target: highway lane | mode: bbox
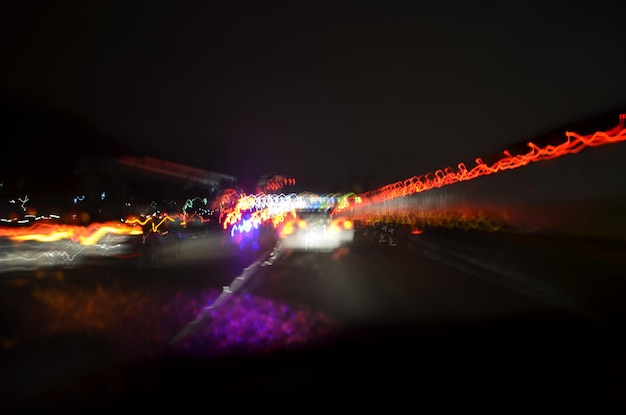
[246,238,582,339]
[1,228,625,412]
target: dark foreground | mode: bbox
[1,229,626,413]
[5,319,625,413]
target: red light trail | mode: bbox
[344,114,626,210]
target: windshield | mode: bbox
[2,2,626,413]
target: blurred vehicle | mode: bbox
[277,207,354,252]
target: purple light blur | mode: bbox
[173,289,343,358]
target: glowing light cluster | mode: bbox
[230,217,260,237]
[220,192,357,233]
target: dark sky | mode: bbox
[1,0,625,193]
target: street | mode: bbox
[1,228,625,412]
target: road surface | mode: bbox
[1,228,625,412]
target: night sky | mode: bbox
[1,1,625,193]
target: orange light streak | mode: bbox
[124,211,210,230]
[347,114,626,209]
[1,222,143,245]
[0,209,217,248]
